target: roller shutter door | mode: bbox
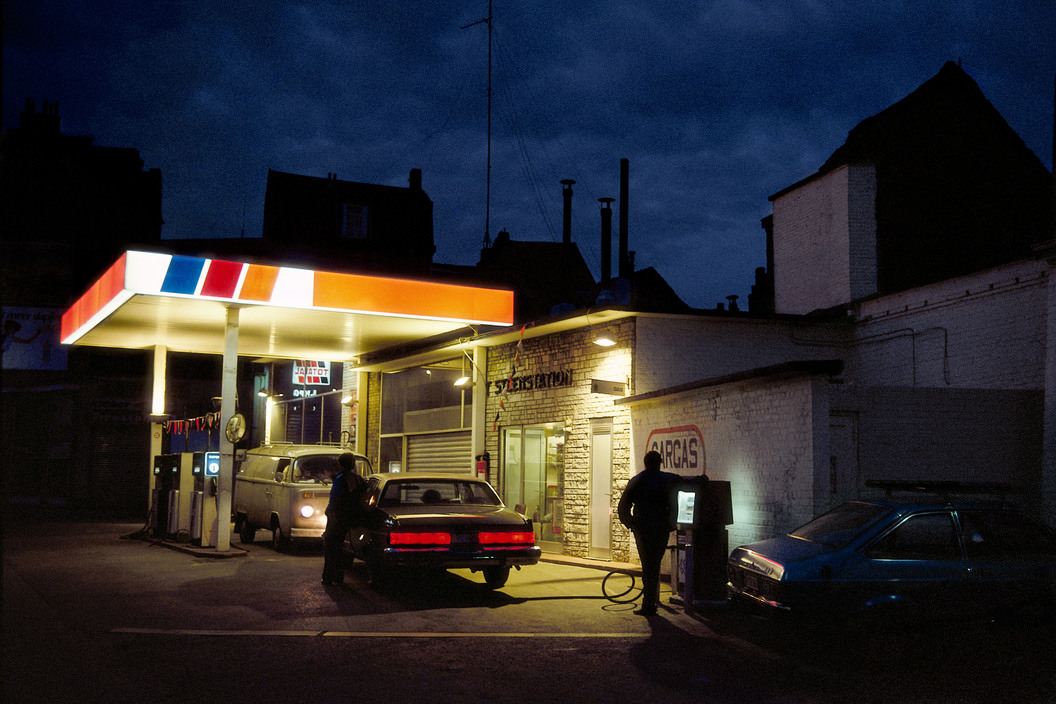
[407,431,472,473]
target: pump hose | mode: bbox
[601,570,641,604]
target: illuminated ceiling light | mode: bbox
[341,395,354,405]
[593,336,617,347]
[257,389,269,397]
[453,376,471,387]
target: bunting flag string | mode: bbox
[493,323,533,431]
[161,411,221,435]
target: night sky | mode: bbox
[5,1,1054,309]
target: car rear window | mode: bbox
[959,510,1056,559]
[790,502,892,548]
[379,480,501,507]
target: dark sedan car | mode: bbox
[727,481,1056,626]
[346,473,542,588]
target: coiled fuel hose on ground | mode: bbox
[601,570,641,604]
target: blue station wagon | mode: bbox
[727,481,1056,625]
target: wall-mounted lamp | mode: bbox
[257,389,269,398]
[452,348,482,388]
[341,394,355,405]
[593,336,617,347]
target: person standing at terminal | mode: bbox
[322,452,365,586]
[618,450,678,615]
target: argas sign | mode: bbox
[645,425,706,475]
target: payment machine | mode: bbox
[672,478,733,607]
[189,451,220,547]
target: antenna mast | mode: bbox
[462,0,493,249]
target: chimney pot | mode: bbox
[561,179,576,244]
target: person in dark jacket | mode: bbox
[618,450,678,615]
[321,452,365,586]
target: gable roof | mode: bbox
[818,62,1051,293]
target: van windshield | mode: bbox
[292,455,342,483]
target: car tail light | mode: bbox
[389,532,452,546]
[478,531,535,545]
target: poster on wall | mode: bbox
[2,307,67,370]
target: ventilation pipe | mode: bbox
[599,197,614,284]
[619,158,630,278]
[561,179,575,244]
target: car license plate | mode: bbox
[453,533,475,544]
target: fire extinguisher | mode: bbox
[475,452,490,480]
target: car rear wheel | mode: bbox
[365,557,388,588]
[483,566,510,589]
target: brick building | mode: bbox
[349,62,1054,566]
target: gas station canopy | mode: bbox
[61,250,515,360]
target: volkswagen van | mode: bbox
[233,444,371,550]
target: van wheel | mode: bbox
[271,524,288,551]
[483,566,510,589]
[239,519,255,544]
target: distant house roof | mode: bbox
[260,169,436,275]
[476,231,597,321]
[809,62,1051,293]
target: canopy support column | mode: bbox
[216,306,240,551]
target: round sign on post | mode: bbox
[225,413,246,443]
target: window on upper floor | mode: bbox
[342,203,367,239]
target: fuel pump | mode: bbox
[167,453,196,540]
[151,454,178,536]
[672,477,733,608]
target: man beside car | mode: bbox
[321,452,365,586]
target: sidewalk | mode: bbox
[134,526,642,572]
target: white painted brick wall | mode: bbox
[634,315,843,393]
[627,373,823,549]
[850,261,1048,389]
[772,164,878,314]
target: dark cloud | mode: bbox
[5,0,1054,309]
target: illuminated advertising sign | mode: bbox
[645,425,706,475]
[293,360,330,386]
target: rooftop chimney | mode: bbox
[599,198,615,283]
[619,158,630,278]
[561,179,576,244]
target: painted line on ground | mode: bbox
[110,628,648,638]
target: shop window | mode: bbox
[503,424,565,547]
[381,365,470,435]
[380,361,472,472]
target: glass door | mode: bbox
[503,423,565,551]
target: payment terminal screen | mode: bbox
[676,490,695,525]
